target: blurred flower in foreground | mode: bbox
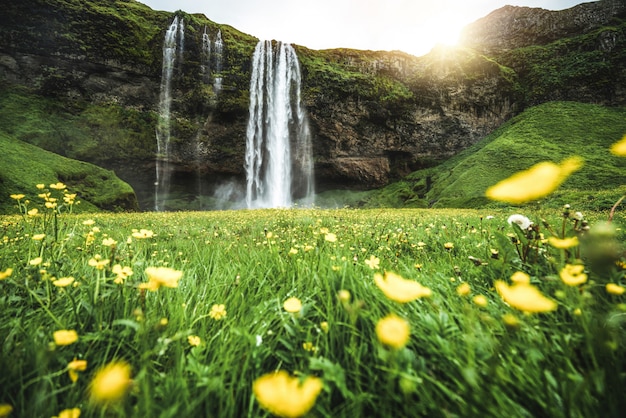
[0,404,13,418]
[485,157,583,204]
[253,370,323,418]
[283,297,302,313]
[54,329,78,346]
[53,408,81,418]
[374,271,432,303]
[559,264,587,286]
[610,134,626,156]
[89,361,132,404]
[376,314,410,349]
[495,280,557,313]
[606,283,625,295]
[139,267,183,291]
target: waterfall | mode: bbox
[214,29,223,91]
[201,25,211,83]
[244,40,314,209]
[155,16,183,211]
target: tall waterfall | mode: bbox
[155,16,183,211]
[213,29,223,91]
[244,41,314,209]
[201,25,211,83]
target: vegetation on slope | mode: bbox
[365,101,626,211]
[0,131,138,213]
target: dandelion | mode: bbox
[253,370,323,418]
[89,361,132,404]
[0,268,13,280]
[456,282,471,296]
[559,264,587,286]
[53,329,78,346]
[486,157,583,204]
[548,236,579,249]
[53,277,75,288]
[610,134,626,156]
[375,314,410,349]
[131,229,154,239]
[606,283,625,296]
[324,232,337,243]
[374,271,432,303]
[364,255,380,270]
[188,335,202,347]
[473,295,488,307]
[507,214,532,230]
[283,297,302,313]
[67,358,88,383]
[138,267,183,291]
[29,257,43,266]
[495,280,557,313]
[209,303,227,320]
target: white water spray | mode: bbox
[214,29,223,91]
[244,41,314,209]
[201,25,211,83]
[155,16,183,211]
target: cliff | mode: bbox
[0,0,625,210]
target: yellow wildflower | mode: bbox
[495,280,557,313]
[139,267,183,291]
[10,194,25,200]
[49,182,67,190]
[485,157,583,204]
[456,282,471,296]
[45,201,57,209]
[559,264,587,286]
[606,283,625,295]
[253,370,323,418]
[67,358,88,383]
[374,271,432,303]
[131,229,154,239]
[88,255,109,270]
[28,208,39,216]
[364,255,380,270]
[376,314,410,349]
[53,329,79,346]
[0,268,13,280]
[82,219,95,226]
[337,289,351,303]
[36,183,45,189]
[0,404,13,417]
[610,134,626,156]
[444,242,454,250]
[29,257,43,266]
[547,236,579,249]
[53,277,75,288]
[112,264,133,284]
[510,271,531,284]
[102,237,117,247]
[302,342,317,353]
[283,297,302,313]
[502,313,520,329]
[209,303,227,320]
[89,361,132,404]
[473,294,488,307]
[320,321,329,333]
[55,408,81,418]
[188,335,202,347]
[324,232,337,243]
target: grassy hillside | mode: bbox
[0,131,138,213]
[365,102,626,211]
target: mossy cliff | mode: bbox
[0,0,625,209]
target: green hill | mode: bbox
[364,101,626,211]
[0,131,138,213]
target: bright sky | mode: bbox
[140,0,586,56]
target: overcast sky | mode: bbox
[139,0,587,56]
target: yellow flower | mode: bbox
[112,264,133,284]
[559,264,587,286]
[485,157,583,204]
[67,358,88,383]
[375,314,410,349]
[302,342,317,352]
[131,229,154,239]
[374,271,432,303]
[28,208,39,216]
[53,329,79,346]
[606,283,625,295]
[0,404,13,417]
[324,232,337,243]
[283,297,302,313]
[547,236,579,249]
[188,335,202,346]
[36,183,45,189]
[510,271,531,284]
[502,313,520,329]
[444,242,454,250]
[364,255,380,270]
[49,182,67,190]
[89,361,132,404]
[320,321,329,333]
[53,277,75,288]
[610,134,626,156]
[29,257,43,266]
[473,294,488,307]
[139,267,183,291]
[337,289,351,303]
[0,268,13,280]
[209,303,227,320]
[10,194,25,200]
[253,370,323,418]
[45,201,58,209]
[456,282,471,296]
[495,280,557,313]
[288,248,298,255]
[102,237,117,247]
[88,255,110,270]
[82,219,95,226]
[55,408,81,418]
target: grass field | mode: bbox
[1,181,625,417]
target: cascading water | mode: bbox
[244,40,314,209]
[201,25,211,83]
[213,29,223,91]
[155,16,184,211]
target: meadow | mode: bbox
[1,177,625,418]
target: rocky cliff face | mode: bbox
[1,0,625,209]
